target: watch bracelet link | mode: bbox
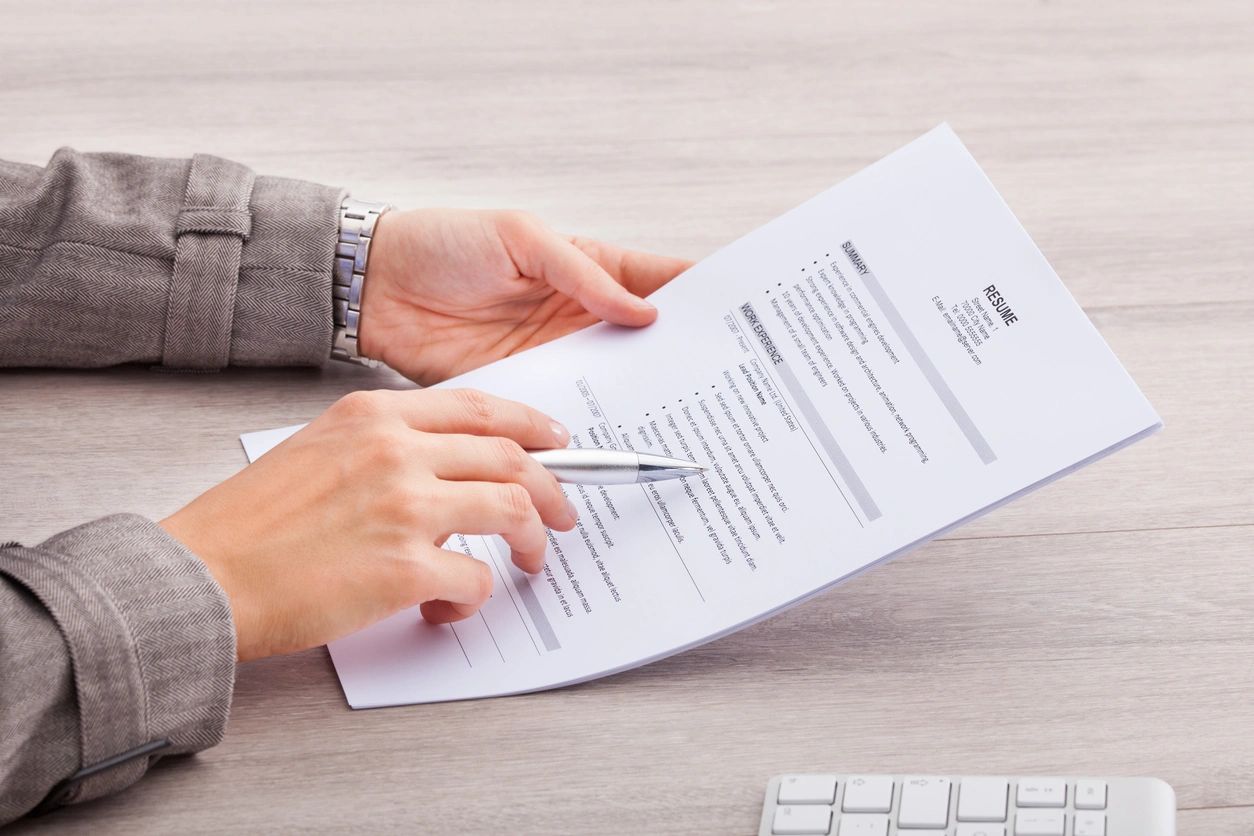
[331,197,392,366]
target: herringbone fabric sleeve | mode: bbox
[0,148,344,369]
[0,150,345,823]
[0,515,237,824]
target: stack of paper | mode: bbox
[242,126,1160,708]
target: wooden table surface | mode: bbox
[3,1,1252,833]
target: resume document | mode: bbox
[242,126,1160,708]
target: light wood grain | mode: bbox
[2,0,1252,833]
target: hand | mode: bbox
[357,209,692,385]
[159,388,576,662]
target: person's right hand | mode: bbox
[159,388,577,663]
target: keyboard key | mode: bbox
[1074,779,1108,810]
[1014,810,1065,836]
[956,825,1006,836]
[778,775,838,805]
[958,822,1008,836]
[1015,778,1067,808]
[836,813,888,835]
[1073,812,1107,836]
[898,776,951,828]
[842,775,894,813]
[772,804,832,835]
[957,777,1008,821]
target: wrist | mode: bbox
[158,511,256,662]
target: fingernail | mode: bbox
[565,498,579,522]
[636,297,657,311]
[551,421,570,444]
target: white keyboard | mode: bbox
[759,774,1175,836]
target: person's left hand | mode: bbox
[356,209,692,385]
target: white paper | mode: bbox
[242,126,1160,708]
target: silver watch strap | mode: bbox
[331,197,392,366]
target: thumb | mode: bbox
[499,213,658,327]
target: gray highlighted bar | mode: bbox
[773,360,883,522]
[510,566,562,651]
[845,241,997,465]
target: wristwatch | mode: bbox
[331,197,392,366]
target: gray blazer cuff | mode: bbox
[232,173,348,366]
[0,514,235,813]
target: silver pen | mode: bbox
[528,448,707,485]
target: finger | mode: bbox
[568,236,694,298]
[421,599,482,624]
[496,212,657,327]
[385,388,570,450]
[411,545,494,622]
[421,433,577,531]
[437,481,550,573]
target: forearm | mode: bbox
[0,516,236,824]
[0,149,343,369]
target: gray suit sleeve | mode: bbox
[0,148,346,369]
[0,151,347,823]
[0,516,237,824]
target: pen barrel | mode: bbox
[528,449,641,484]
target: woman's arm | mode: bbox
[0,149,341,369]
[0,389,577,824]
